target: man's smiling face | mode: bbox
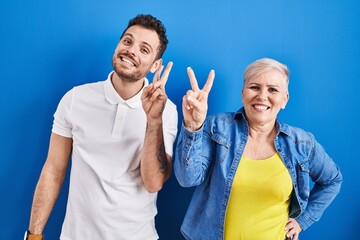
[112,25,161,82]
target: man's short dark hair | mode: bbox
[121,14,168,59]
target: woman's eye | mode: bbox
[269,88,278,93]
[250,86,259,90]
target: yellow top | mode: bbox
[224,153,293,240]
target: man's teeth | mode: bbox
[122,58,134,66]
[254,105,268,110]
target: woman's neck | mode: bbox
[243,121,277,160]
[247,121,277,141]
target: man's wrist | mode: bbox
[24,230,44,240]
[146,119,163,129]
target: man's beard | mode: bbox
[114,67,145,82]
[112,54,148,82]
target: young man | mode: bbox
[25,14,178,240]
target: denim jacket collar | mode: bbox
[233,107,291,138]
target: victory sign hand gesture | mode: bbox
[142,61,173,124]
[182,67,215,131]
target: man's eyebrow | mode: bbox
[136,39,153,52]
[123,33,133,38]
[142,42,153,52]
[122,33,154,52]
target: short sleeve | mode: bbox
[162,99,178,157]
[52,88,74,138]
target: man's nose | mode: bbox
[126,45,137,56]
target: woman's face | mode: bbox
[242,69,289,127]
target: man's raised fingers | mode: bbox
[202,69,215,93]
[187,67,200,91]
[159,61,173,86]
[153,65,164,84]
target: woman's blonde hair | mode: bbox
[243,58,289,91]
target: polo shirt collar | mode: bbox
[104,71,149,109]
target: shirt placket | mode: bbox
[112,102,128,138]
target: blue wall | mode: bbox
[1,0,359,239]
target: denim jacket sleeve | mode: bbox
[174,122,214,187]
[295,133,343,230]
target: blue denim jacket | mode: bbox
[174,108,342,240]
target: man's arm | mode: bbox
[141,121,172,193]
[28,133,72,234]
[141,62,173,193]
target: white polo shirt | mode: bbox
[52,72,178,240]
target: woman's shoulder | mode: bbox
[205,112,245,135]
[278,121,315,143]
[207,112,238,123]
[206,107,245,122]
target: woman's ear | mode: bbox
[150,59,163,73]
[281,93,289,109]
[241,88,244,105]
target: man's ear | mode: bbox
[150,59,162,73]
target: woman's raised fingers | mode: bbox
[202,70,215,93]
[187,67,200,91]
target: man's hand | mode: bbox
[182,67,215,131]
[140,61,174,192]
[141,61,173,123]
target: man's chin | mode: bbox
[114,70,143,82]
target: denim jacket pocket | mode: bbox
[297,161,310,199]
[211,132,231,163]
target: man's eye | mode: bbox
[141,48,149,54]
[123,39,131,45]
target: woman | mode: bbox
[174,58,342,240]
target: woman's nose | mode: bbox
[257,90,267,100]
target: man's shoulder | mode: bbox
[73,80,105,92]
[164,98,177,113]
[165,98,176,107]
[65,80,106,98]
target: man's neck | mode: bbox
[111,72,145,100]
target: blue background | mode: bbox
[1,0,359,239]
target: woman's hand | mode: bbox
[285,218,302,240]
[182,67,215,131]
